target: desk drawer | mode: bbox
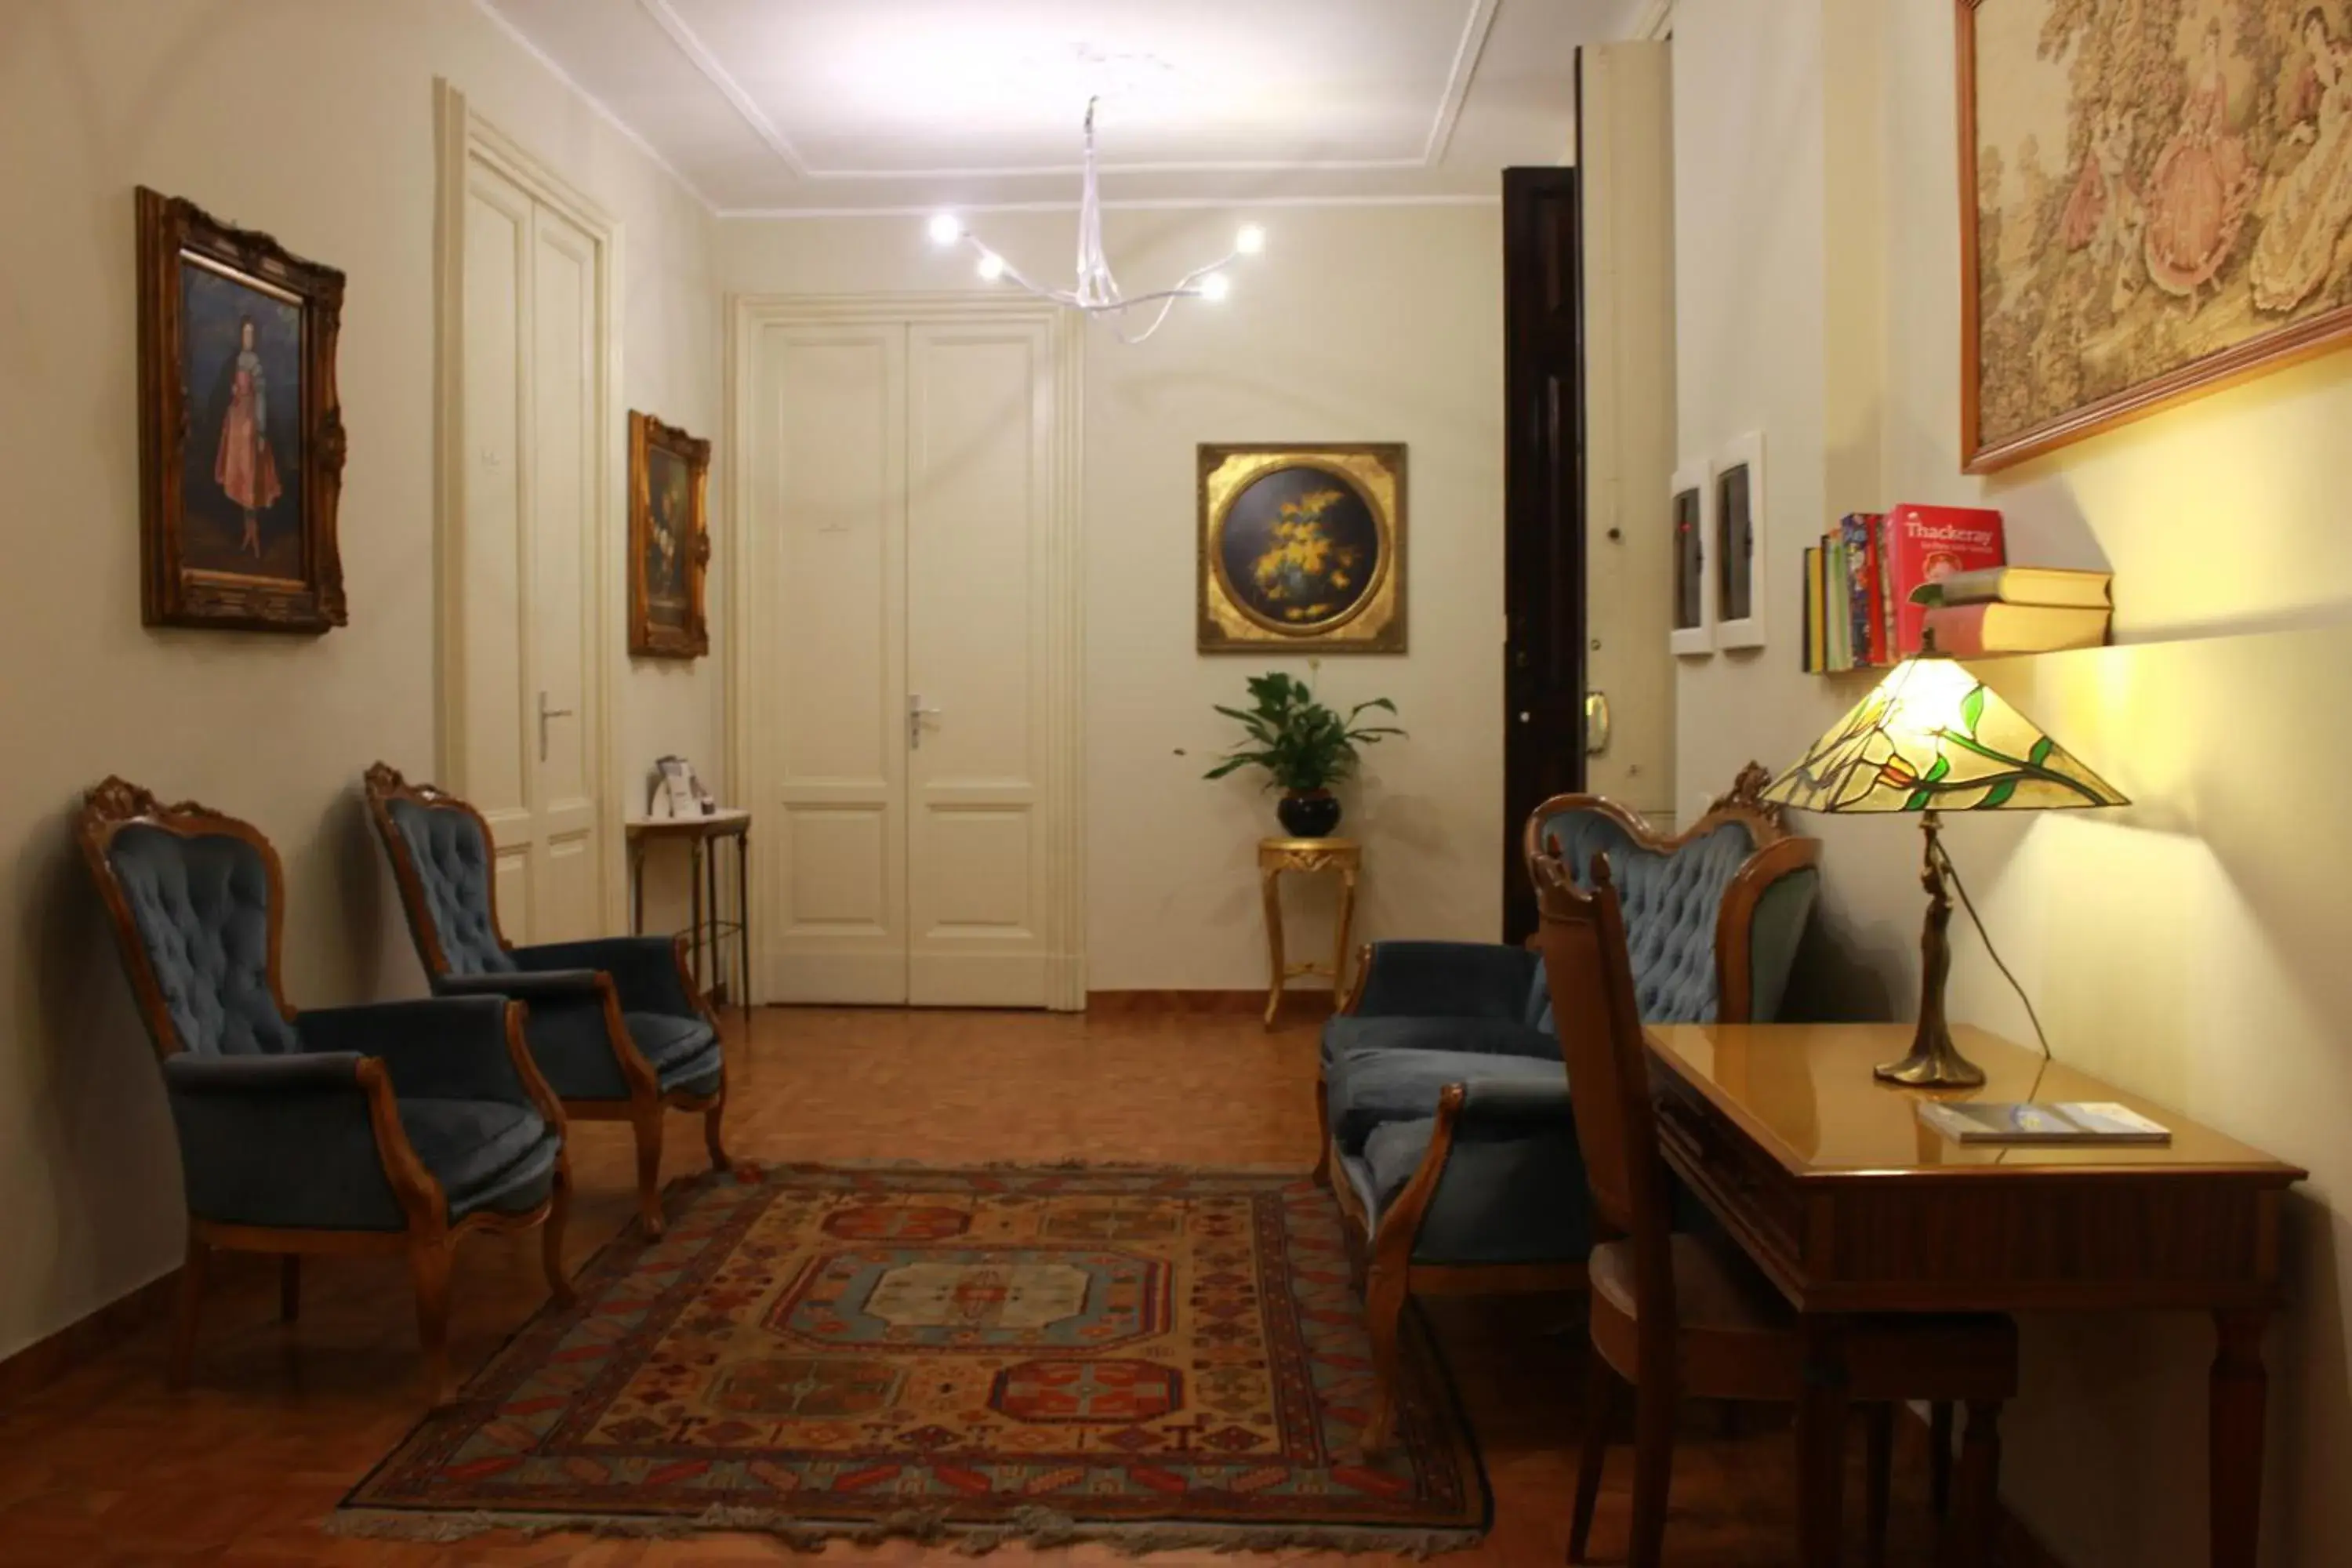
[1653,1074,1804,1268]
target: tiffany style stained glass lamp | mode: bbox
[1761,650,2127,1087]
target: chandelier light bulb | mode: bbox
[1235,223,1266,256]
[927,212,963,246]
[1199,271,1232,303]
[975,251,1007,282]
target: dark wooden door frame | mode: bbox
[1501,159,1587,943]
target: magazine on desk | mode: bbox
[1918,1100,2171,1145]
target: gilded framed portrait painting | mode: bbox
[136,188,347,632]
[1962,0,2352,470]
[629,412,710,659]
[1197,444,1404,654]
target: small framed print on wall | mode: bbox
[1669,462,1712,656]
[628,412,711,659]
[1711,431,1766,650]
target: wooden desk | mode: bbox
[625,811,750,1022]
[1646,1022,2305,1568]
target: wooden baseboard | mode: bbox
[0,1266,182,1412]
[1085,989,1276,1014]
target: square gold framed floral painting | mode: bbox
[629,412,710,659]
[136,187,347,633]
[1197,444,1405,654]
[1961,0,2352,471]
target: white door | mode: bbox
[1579,42,1679,825]
[746,312,1064,1007]
[905,321,1055,1005]
[456,155,607,943]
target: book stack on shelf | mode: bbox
[1917,565,2113,655]
[1802,503,2006,673]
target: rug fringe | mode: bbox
[326,1503,1480,1558]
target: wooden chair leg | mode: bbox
[278,1254,300,1324]
[1929,1400,1955,1517]
[542,1164,577,1308]
[408,1240,455,1405]
[1627,1367,1678,1568]
[1864,1403,1894,1568]
[169,1234,207,1389]
[1955,1400,2003,1568]
[632,1102,668,1238]
[1360,1260,1410,1455]
[1570,1348,1623,1563]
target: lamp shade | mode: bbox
[1762,655,2126,814]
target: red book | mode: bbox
[1884,504,2005,656]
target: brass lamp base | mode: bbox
[1875,811,1989,1090]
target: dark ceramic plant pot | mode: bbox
[1277,789,1343,838]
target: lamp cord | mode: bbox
[1929,836,2053,1064]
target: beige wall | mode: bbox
[719,205,1506,989]
[0,0,719,1362]
[1674,2,2352,1563]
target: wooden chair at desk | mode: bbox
[1534,844,2019,1568]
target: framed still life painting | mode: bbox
[136,187,346,632]
[1197,443,1405,654]
[1668,461,1712,656]
[1961,0,2352,470]
[629,412,711,659]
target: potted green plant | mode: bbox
[1202,672,1403,837]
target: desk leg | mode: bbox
[1260,866,1286,1030]
[1795,1320,1849,1568]
[1330,864,1358,1018]
[737,829,752,1025]
[2211,1309,2270,1568]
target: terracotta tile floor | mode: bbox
[0,1007,1953,1565]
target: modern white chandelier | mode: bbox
[927,98,1265,344]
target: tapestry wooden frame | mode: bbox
[136,187,347,633]
[1957,0,2352,472]
[627,412,712,659]
[74,776,572,1401]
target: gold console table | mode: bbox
[1257,836,1361,1029]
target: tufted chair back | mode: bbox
[77,780,300,1058]
[1519,763,1820,1030]
[363,765,516,978]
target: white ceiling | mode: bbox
[479,0,1650,214]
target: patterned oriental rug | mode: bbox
[336,1163,1490,1554]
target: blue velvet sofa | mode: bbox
[1320,764,1820,1450]
[76,777,573,1399]
[365,764,741,1237]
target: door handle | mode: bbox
[538,691,575,762]
[1584,691,1610,756]
[908,693,942,750]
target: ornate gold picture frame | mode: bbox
[629,412,710,659]
[1196,443,1405,654]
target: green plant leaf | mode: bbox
[1904,787,1933,811]
[1958,684,1986,736]
[2028,735,2053,767]
[1980,778,2017,808]
[1923,755,1950,783]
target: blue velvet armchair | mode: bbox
[77,778,572,1399]
[364,764,740,1237]
[1319,764,1820,1451]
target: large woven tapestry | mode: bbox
[339,1164,1488,1553]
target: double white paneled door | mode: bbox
[742,303,1076,1008]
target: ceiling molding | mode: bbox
[633,0,1501,183]
[716,192,1503,221]
[468,0,717,212]
[633,0,811,175]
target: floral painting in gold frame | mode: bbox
[629,412,710,659]
[1197,444,1405,654]
[1961,0,2352,471]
